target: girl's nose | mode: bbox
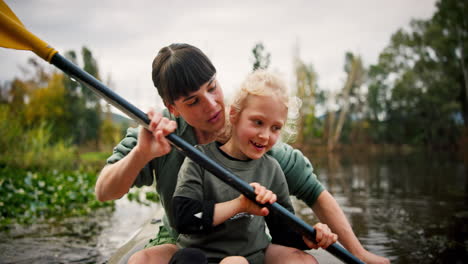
[258,129,269,140]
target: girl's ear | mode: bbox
[229,107,239,124]
[167,104,180,117]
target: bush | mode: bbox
[0,105,77,171]
[0,167,113,229]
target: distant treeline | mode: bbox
[0,47,129,170]
[281,0,467,151]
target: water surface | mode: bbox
[295,151,468,263]
[1,151,466,264]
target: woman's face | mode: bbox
[168,77,225,134]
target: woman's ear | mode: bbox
[167,104,180,117]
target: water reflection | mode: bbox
[0,197,158,264]
[96,197,159,259]
[296,151,468,264]
[0,208,110,263]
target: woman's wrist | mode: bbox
[131,145,153,167]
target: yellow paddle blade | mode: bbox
[0,0,57,61]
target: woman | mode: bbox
[95,43,389,264]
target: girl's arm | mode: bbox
[213,183,275,225]
[173,183,276,234]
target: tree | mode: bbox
[328,52,365,151]
[3,47,106,147]
[251,42,271,71]
[366,0,466,147]
[294,55,319,145]
[433,0,468,126]
[81,47,101,105]
[24,73,69,138]
[100,74,123,149]
[61,47,103,146]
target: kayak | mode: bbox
[107,207,341,264]
[107,207,165,264]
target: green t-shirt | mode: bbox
[106,109,324,230]
[174,142,294,263]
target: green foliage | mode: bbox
[0,167,113,229]
[328,52,366,149]
[22,123,76,170]
[24,73,71,139]
[81,47,101,103]
[126,187,160,206]
[80,151,111,163]
[62,47,103,145]
[0,104,77,171]
[293,54,325,144]
[365,0,466,147]
[100,117,124,149]
[303,114,323,138]
[1,46,106,147]
[78,151,110,173]
[0,104,23,163]
[251,42,271,71]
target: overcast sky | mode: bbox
[1,0,437,115]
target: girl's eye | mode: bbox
[272,126,282,132]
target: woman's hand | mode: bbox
[136,109,177,162]
[303,223,338,249]
[238,182,277,216]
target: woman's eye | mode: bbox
[208,84,217,93]
[186,98,198,106]
[254,120,262,126]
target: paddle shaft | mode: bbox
[50,53,364,264]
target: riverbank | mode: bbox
[0,167,113,229]
[294,142,468,168]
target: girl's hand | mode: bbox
[136,109,177,162]
[238,182,277,216]
[303,223,338,249]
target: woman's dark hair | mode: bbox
[152,43,217,105]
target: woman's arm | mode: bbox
[95,110,176,201]
[313,191,390,264]
[270,143,390,264]
[268,143,324,205]
[96,145,153,201]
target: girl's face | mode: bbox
[229,94,287,160]
[168,77,225,135]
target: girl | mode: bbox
[172,70,337,264]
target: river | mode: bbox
[296,150,468,263]
[0,151,466,263]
